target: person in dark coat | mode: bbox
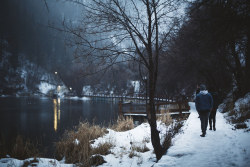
[195,84,201,117]
[195,84,213,137]
[209,92,219,131]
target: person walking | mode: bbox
[195,84,213,137]
[209,92,219,131]
[195,84,201,118]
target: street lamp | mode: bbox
[55,71,58,75]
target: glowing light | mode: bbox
[53,99,58,131]
[55,71,57,75]
[57,85,61,93]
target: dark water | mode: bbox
[0,96,119,157]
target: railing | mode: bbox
[82,93,179,102]
[119,101,190,116]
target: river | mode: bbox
[0,96,119,157]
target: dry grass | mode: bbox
[0,135,39,159]
[157,111,173,126]
[128,138,150,159]
[132,144,150,153]
[128,144,149,158]
[55,121,109,166]
[91,142,113,155]
[11,135,39,160]
[111,116,134,132]
[128,150,138,158]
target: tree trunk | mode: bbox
[245,30,250,93]
[147,71,163,161]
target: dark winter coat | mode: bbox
[195,90,213,112]
[211,92,219,109]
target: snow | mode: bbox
[66,96,90,100]
[131,81,140,93]
[1,102,249,167]
[82,85,93,95]
[234,93,250,118]
[38,82,56,95]
[91,123,159,167]
[74,139,80,145]
[0,158,73,167]
[155,102,250,167]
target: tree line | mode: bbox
[158,0,250,101]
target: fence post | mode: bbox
[119,102,123,116]
[178,102,183,116]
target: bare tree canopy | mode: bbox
[65,0,182,75]
[64,0,184,160]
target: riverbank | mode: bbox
[0,96,118,159]
[1,102,249,167]
[0,110,186,166]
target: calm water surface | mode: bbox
[0,96,118,157]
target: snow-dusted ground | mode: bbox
[0,158,73,167]
[1,103,249,167]
[155,103,250,167]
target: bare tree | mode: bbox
[66,0,183,160]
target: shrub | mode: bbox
[223,94,250,129]
[89,155,106,166]
[237,103,250,122]
[111,116,134,132]
[132,144,150,153]
[234,123,247,129]
[55,121,108,166]
[231,103,250,129]
[221,97,234,113]
[162,119,185,153]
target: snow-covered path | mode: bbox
[155,102,250,167]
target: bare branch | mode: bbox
[42,0,49,12]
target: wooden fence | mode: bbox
[119,101,190,116]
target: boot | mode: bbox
[213,126,216,131]
[200,133,206,137]
[209,126,212,130]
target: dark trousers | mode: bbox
[209,109,217,128]
[199,111,210,134]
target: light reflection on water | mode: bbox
[0,96,118,156]
[53,98,61,132]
